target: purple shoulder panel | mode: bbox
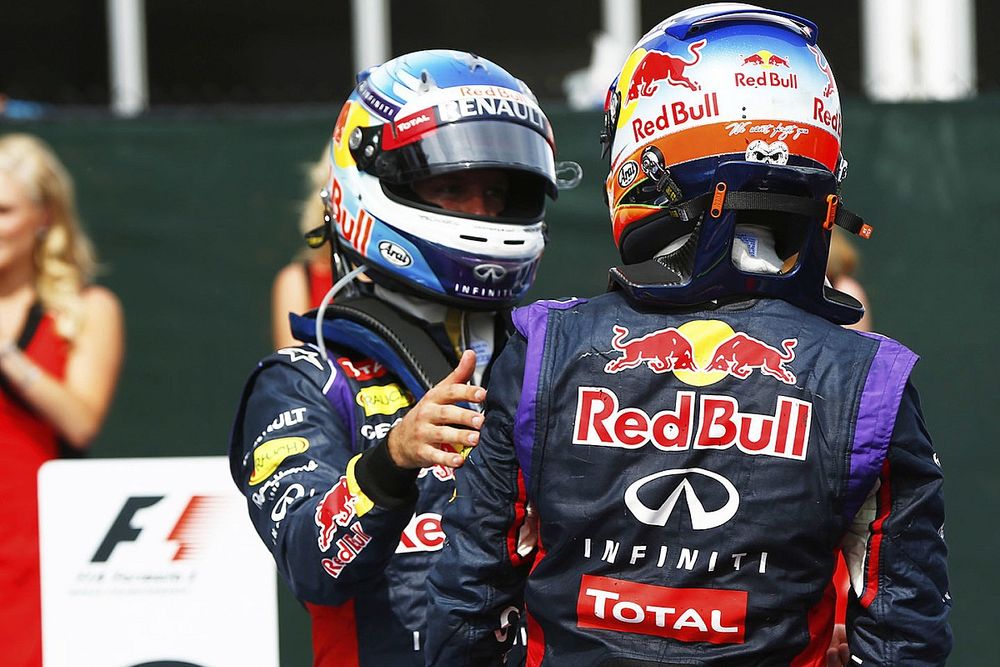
[322,361,361,454]
[511,299,585,486]
[842,333,919,522]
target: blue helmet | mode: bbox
[600,3,871,324]
[321,49,559,310]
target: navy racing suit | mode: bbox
[230,294,526,666]
[425,292,952,666]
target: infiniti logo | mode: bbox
[473,263,507,283]
[624,468,739,530]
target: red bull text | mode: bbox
[573,387,812,461]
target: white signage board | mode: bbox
[38,457,278,667]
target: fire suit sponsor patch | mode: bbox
[395,512,446,554]
[573,387,811,460]
[249,437,310,485]
[253,407,307,446]
[604,321,798,387]
[315,476,357,551]
[277,346,325,371]
[337,356,387,381]
[577,574,746,644]
[321,522,373,579]
[356,383,411,417]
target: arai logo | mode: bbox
[617,160,639,188]
[378,240,412,267]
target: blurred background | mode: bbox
[4,1,997,664]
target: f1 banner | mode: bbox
[38,457,278,667]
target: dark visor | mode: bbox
[373,120,558,199]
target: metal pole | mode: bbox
[861,0,915,101]
[863,0,976,101]
[351,0,391,75]
[602,0,640,51]
[106,0,149,116]
[915,0,976,100]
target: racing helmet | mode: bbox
[600,3,871,323]
[319,49,559,310]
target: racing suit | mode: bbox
[229,288,523,666]
[425,292,952,666]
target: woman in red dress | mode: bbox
[270,152,334,349]
[0,133,124,666]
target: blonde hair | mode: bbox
[0,133,97,339]
[294,150,332,263]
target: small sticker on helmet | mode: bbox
[617,160,639,188]
[378,240,413,267]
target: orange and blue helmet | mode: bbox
[602,3,871,324]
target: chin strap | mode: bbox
[663,189,873,239]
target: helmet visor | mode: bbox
[375,120,558,199]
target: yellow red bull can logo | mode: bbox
[604,321,797,386]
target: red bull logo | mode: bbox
[605,325,696,373]
[808,45,836,98]
[328,177,374,254]
[705,333,796,385]
[735,51,797,90]
[604,322,797,386]
[741,50,790,69]
[627,39,707,101]
[321,522,372,579]
[573,386,811,460]
[315,477,357,552]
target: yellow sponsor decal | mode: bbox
[249,436,310,485]
[356,383,411,417]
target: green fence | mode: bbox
[11,95,998,664]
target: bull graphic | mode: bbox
[604,325,697,374]
[627,38,708,100]
[808,44,836,98]
[706,333,797,384]
[315,476,357,552]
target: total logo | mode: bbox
[577,574,746,644]
[604,321,797,386]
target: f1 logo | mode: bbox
[91,495,221,562]
[92,496,164,562]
